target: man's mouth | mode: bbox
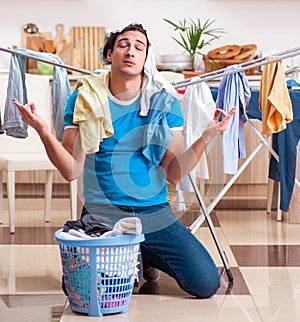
[123,60,134,66]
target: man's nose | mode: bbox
[126,45,135,57]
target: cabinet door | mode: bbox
[207,119,270,185]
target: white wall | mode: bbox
[1,0,300,69]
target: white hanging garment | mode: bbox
[179,77,216,192]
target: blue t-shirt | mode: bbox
[64,89,184,206]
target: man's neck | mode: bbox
[109,72,143,101]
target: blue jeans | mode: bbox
[82,203,220,298]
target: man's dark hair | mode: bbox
[102,23,150,64]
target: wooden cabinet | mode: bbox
[203,118,271,209]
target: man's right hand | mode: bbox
[12,98,49,137]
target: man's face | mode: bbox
[107,30,147,77]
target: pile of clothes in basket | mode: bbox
[59,213,142,239]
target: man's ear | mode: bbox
[106,50,112,63]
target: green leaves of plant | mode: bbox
[163,17,225,69]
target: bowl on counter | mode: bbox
[159,54,192,71]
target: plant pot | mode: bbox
[182,70,205,79]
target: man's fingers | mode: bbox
[228,107,237,116]
[12,98,22,108]
[12,98,36,114]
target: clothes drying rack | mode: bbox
[173,47,300,282]
[174,47,300,230]
[1,46,300,283]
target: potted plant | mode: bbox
[163,17,225,71]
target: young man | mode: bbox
[13,23,235,298]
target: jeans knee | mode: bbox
[180,271,220,298]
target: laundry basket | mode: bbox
[55,229,144,317]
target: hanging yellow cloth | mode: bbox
[259,56,293,137]
[73,72,114,154]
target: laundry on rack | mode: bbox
[269,113,300,212]
[216,65,251,174]
[258,56,295,212]
[179,77,216,191]
[3,48,71,141]
[259,56,293,137]
[3,52,28,138]
[170,48,300,214]
[247,89,300,212]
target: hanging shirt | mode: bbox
[179,78,216,191]
[216,65,251,174]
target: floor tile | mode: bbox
[194,226,238,267]
[0,295,66,322]
[216,210,300,245]
[1,199,300,321]
[231,245,300,267]
[60,294,262,322]
[0,245,63,294]
[241,267,300,322]
[0,227,62,244]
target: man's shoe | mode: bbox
[138,281,160,295]
[143,266,160,282]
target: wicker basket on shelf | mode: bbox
[203,55,257,75]
[203,44,259,75]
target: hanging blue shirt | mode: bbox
[216,65,251,174]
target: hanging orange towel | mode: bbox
[259,56,293,137]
